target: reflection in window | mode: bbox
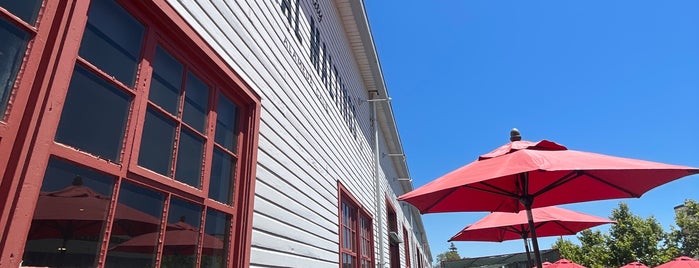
[148,46,183,115]
[202,209,230,268]
[175,129,204,188]
[209,148,235,204]
[55,65,131,162]
[0,0,43,25]
[183,72,209,132]
[215,94,238,153]
[105,182,164,267]
[138,108,176,176]
[78,0,144,87]
[161,198,203,267]
[23,157,115,268]
[0,17,30,119]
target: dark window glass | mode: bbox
[0,0,42,25]
[208,148,235,204]
[105,182,164,267]
[162,198,202,267]
[175,129,204,188]
[202,209,229,268]
[55,65,131,162]
[79,0,144,87]
[23,158,115,268]
[214,94,238,153]
[149,46,183,115]
[138,108,176,176]
[183,72,208,132]
[0,17,30,119]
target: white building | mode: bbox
[0,0,432,267]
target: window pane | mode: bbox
[148,46,183,115]
[214,94,238,152]
[55,65,131,162]
[105,182,164,268]
[79,0,144,87]
[202,209,230,268]
[208,148,235,204]
[182,72,208,133]
[138,108,176,177]
[162,198,203,267]
[0,17,30,119]
[0,0,42,25]
[23,158,115,268]
[175,129,204,188]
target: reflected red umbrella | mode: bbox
[110,221,223,255]
[28,180,161,240]
[549,259,586,268]
[449,206,614,266]
[399,129,699,268]
[655,256,699,268]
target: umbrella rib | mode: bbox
[532,171,581,197]
[423,187,460,212]
[465,182,520,199]
[585,172,640,197]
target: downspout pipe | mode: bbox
[368,98,390,268]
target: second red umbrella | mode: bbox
[448,206,614,267]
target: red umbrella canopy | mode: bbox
[655,256,699,268]
[448,206,614,242]
[548,259,586,268]
[111,221,223,255]
[398,137,699,214]
[620,261,648,268]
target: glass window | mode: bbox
[208,148,235,204]
[105,182,165,267]
[78,0,144,87]
[138,108,176,176]
[340,189,373,268]
[0,17,30,119]
[215,94,238,153]
[55,65,132,162]
[162,198,203,267]
[175,129,204,188]
[0,0,42,25]
[22,158,115,268]
[202,209,230,268]
[183,72,209,132]
[149,46,183,115]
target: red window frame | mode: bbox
[338,183,375,268]
[0,0,261,267]
[404,226,411,268]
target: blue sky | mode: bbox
[364,0,699,261]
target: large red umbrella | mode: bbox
[655,256,699,268]
[620,261,648,268]
[448,206,614,266]
[548,258,586,268]
[398,129,699,268]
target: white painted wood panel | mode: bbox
[166,0,432,266]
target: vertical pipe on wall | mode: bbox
[369,98,389,268]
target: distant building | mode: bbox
[0,0,431,267]
[442,249,560,268]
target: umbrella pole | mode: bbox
[523,199,543,268]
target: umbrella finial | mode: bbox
[510,128,522,142]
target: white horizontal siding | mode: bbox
[166,0,431,266]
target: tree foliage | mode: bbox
[669,199,699,258]
[553,201,691,268]
[435,243,462,266]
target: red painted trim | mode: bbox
[337,182,377,268]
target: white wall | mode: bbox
[166,0,430,267]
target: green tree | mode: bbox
[553,229,611,268]
[552,237,582,261]
[435,243,462,267]
[607,202,673,267]
[669,199,699,258]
